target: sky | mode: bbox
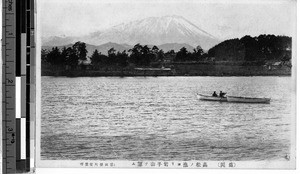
[38,0,297,40]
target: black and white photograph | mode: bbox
[37,0,296,169]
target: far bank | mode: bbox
[42,61,291,77]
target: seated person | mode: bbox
[212,91,218,97]
[219,91,226,98]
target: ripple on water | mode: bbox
[41,76,292,161]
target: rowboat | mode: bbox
[227,96,271,104]
[196,94,227,102]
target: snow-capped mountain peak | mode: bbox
[43,16,220,50]
[82,15,219,49]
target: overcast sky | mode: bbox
[40,0,296,40]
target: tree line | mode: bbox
[208,34,291,62]
[42,34,292,69]
[42,43,208,68]
[42,41,88,68]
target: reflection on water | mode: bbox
[41,76,292,161]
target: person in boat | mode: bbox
[219,91,226,98]
[212,91,218,97]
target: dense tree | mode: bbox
[129,44,153,66]
[60,47,68,65]
[150,46,167,63]
[164,50,176,62]
[129,44,143,65]
[208,34,291,62]
[157,49,165,62]
[46,47,63,65]
[72,41,88,63]
[129,44,143,55]
[152,46,159,54]
[90,49,101,65]
[175,47,190,62]
[107,48,117,65]
[42,35,291,70]
[41,49,49,64]
[108,48,116,56]
[240,35,259,61]
[116,51,129,67]
[191,45,204,61]
[141,45,152,66]
[64,47,78,67]
[208,38,245,61]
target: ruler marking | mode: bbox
[16,77,21,118]
[16,0,20,77]
[3,0,35,173]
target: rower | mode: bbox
[219,91,226,98]
[212,91,218,97]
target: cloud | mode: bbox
[40,0,296,39]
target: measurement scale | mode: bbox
[2,0,36,173]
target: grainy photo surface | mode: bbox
[37,0,296,169]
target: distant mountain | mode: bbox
[42,42,196,57]
[42,36,78,46]
[159,43,195,52]
[42,42,130,56]
[42,15,221,50]
[95,42,131,54]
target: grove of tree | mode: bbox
[42,35,292,69]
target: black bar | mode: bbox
[21,0,26,33]
[26,121,30,171]
[27,0,33,172]
[16,160,26,173]
[27,11,30,29]
[27,28,30,46]
[27,8,30,45]
[27,48,30,64]
[26,102,30,118]
[31,0,35,29]
[16,119,20,161]
[27,0,31,10]
[26,91,30,117]
[26,67,30,84]
[16,0,21,76]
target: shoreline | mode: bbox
[41,74,291,78]
[42,63,291,77]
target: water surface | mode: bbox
[41,76,292,161]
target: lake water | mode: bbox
[41,76,293,161]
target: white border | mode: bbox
[21,118,26,159]
[15,77,21,118]
[35,0,298,172]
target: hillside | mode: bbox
[42,15,220,50]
